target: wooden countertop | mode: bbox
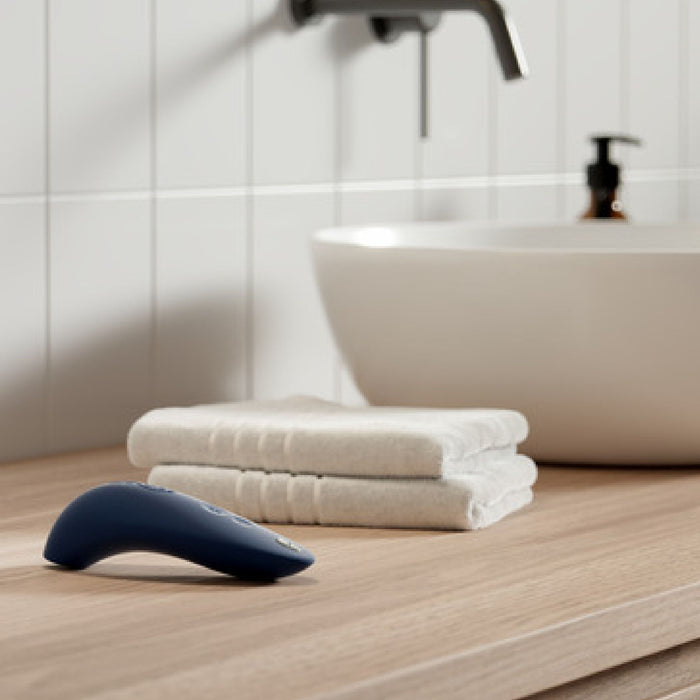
[3,448,700,700]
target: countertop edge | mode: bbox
[313,581,700,700]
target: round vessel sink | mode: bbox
[312,221,700,465]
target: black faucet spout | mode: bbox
[290,0,528,81]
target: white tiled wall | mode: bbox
[251,192,336,399]
[49,0,152,193]
[154,195,247,407]
[0,1,45,194]
[48,199,152,452]
[0,0,698,462]
[156,0,248,189]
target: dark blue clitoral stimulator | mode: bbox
[44,482,315,580]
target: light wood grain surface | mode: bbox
[530,637,700,700]
[2,448,700,700]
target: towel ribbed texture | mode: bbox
[128,395,529,478]
[147,456,537,531]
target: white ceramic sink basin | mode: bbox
[312,221,700,465]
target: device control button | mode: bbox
[275,536,301,552]
[201,503,230,516]
[137,483,173,493]
[230,515,253,527]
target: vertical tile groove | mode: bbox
[44,0,52,451]
[149,0,159,406]
[555,1,566,220]
[487,59,498,219]
[332,14,343,402]
[244,0,254,400]
[414,34,424,222]
[678,0,689,219]
[620,0,630,135]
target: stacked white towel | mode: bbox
[127,396,537,530]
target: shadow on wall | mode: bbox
[3,1,366,463]
[0,294,245,464]
[45,0,385,189]
[55,5,286,187]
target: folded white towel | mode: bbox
[128,396,529,479]
[147,455,537,530]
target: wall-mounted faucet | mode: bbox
[290,0,528,138]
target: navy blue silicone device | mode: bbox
[44,482,315,580]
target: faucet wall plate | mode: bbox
[290,0,320,25]
[291,0,440,40]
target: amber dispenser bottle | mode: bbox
[581,134,642,221]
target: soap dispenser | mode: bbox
[580,134,642,220]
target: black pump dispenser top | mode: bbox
[587,134,642,190]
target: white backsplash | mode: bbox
[0,0,698,462]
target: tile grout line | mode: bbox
[414,33,424,223]
[244,0,254,401]
[487,54,498,220]
[332,8,343,404]
[43,0,52,453]
[620,0,630,136]
[555,1,566,221]
[678,0,689,220]
[4,167,700,206]
[149,0,159,408]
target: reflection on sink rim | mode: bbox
[314,221,700,254]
